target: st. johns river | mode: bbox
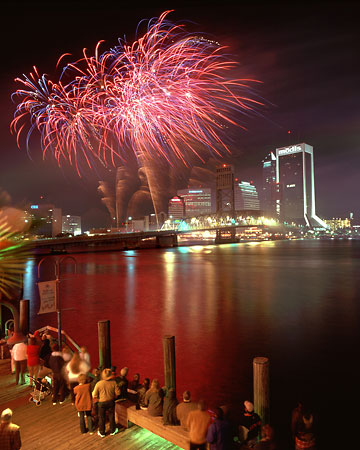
[22,239,360,448]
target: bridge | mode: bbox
[31,214,283,255]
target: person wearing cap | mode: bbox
[206,406,232,450]
[176,390,198,430]
[0,408,21,449]
[238,401,261,447]
[92,368,119,437]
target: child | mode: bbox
[73,373,94,434]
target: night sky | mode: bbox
[1,1,359,229]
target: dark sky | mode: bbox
[1,0,359,228]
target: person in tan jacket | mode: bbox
[186,399,211,450]
[92,368,119,437]
[74,373,94,434]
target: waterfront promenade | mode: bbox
[0,361,179,450]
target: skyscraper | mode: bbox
[168,196,185,221]
[176,188,212,217]
[261,152,277,216]
[216,164,234,214]
[275,143,326,227]
[234,181,260,211]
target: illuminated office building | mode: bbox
[168,196,185,221]
[177,188,212,217]
[261,152,277,216]
[234,181,260,211]
[276,143,326,227]
[62,215,82,236]
[27,204,62,237]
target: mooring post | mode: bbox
[163,335,176,392]
[98,320,111,370]
[19,299,30,336]
[253,356,270,425]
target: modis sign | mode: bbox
[277,145,302,156]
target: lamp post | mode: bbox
[37,255,76,349]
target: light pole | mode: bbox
[37,255,76,349]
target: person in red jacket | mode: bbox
[26,337,40,386]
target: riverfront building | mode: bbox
[234,181,260,211]
[276,143,327,227]
[261,152,278,216]
[27,203,62,237]
[168,196,185,221]
[177,188,212,217]
[62,215,82,236]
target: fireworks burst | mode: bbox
[11,10,262,173]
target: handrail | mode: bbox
[35,325,81,352]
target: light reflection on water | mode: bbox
[23,240,360,446]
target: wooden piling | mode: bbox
[163,335,176,392]
[253,356,270,425]
[19,299,30,336]
[98,320,111,370]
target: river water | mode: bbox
[23,239,360,448]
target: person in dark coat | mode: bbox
[144,379,164,416]
[138,377,150,409]
[48,343,66,404]
[127,373,141,403]
[39,338,52,368]
[163,388,179,425]
[238,401,261,447]
[206,407,232,450]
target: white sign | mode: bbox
[277,145,302,156]
[38,280,57,314]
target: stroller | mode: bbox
[28,376,52,406]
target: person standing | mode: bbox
[186,399,211,450]
[48,343,66,405]
[92,368,119,437]
[12,340,27,385]
[176,390,198,430]
[26,337,40,386]
[0,408,21,449]
[74,373,94,434]
[206,407,232,450]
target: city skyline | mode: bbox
[0,1,359,229]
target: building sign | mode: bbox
[38,280,57,314]
[30,205,39,209]
[277,145,302,156]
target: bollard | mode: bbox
[163,335,176,392]
[253,356,270,425]
[98,320,111,370]
[19,300,30,336]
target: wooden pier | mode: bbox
[0,360,180,450]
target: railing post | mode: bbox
[253,356,270,425]
[163,335,176,392]
[19,299,30,336]
[98,320,111,370]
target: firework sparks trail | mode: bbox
[11,10,262,174]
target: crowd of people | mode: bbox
[1,331,317,449]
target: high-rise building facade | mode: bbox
[216,164,234,214]
[234,181,260,211]
[168,196,185,221]
[62,215,82,236]
[27,204,62,237]
[276,143,326,227]
[176,188,212,217]
[261,152,277,216]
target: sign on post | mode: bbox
[38,280,57,314]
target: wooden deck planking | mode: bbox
[0,368,181,450]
